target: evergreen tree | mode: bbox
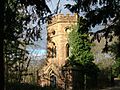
[69,24,93,65]
[68,17,99,89]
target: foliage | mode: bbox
[65,0,120,52]
[112,59,120,77]
[109,40,120,76]
[95,58,115,85]
[68,19,94,65]
[65,0,120,82]
[3,0,51,83]
[68,17,99,89]
[96,58,115,70]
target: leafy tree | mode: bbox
[2,0,51,86]
[110,41,120,77]
[68,17,99,89]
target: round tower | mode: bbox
[47,13,77,67]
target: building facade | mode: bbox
[37,13,117,89]
[37,14,77,89]
[47,13,77,66]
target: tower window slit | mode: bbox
[66,44,69,57]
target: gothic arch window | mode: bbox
[54,46,56,57]
[51,42,56,58]
[66,43,69,57]
[50,75,56,87]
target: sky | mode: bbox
[46,0,75,14]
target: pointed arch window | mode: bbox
[50,75,56,87]
[66,43,70,57]
[51,42,56,58]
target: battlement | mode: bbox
[48,13,78,26]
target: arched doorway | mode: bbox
[50,75,56,88]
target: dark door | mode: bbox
[50,75,56,88]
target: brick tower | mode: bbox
[47,13,77,67]
[37,13,118,89]
[37,14,77,88]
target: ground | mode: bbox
[100,78,120,90]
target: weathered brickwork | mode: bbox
[47,13,77,67]
[37,14,77,88]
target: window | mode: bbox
[52,30,55,35]
[54,46,56,57]
[65,27,71,33]
[66,44,69,57]
[50,75,56,87]
[51,42,56,58]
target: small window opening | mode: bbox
[66,44,69,57]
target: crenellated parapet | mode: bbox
[48,13,78,26]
